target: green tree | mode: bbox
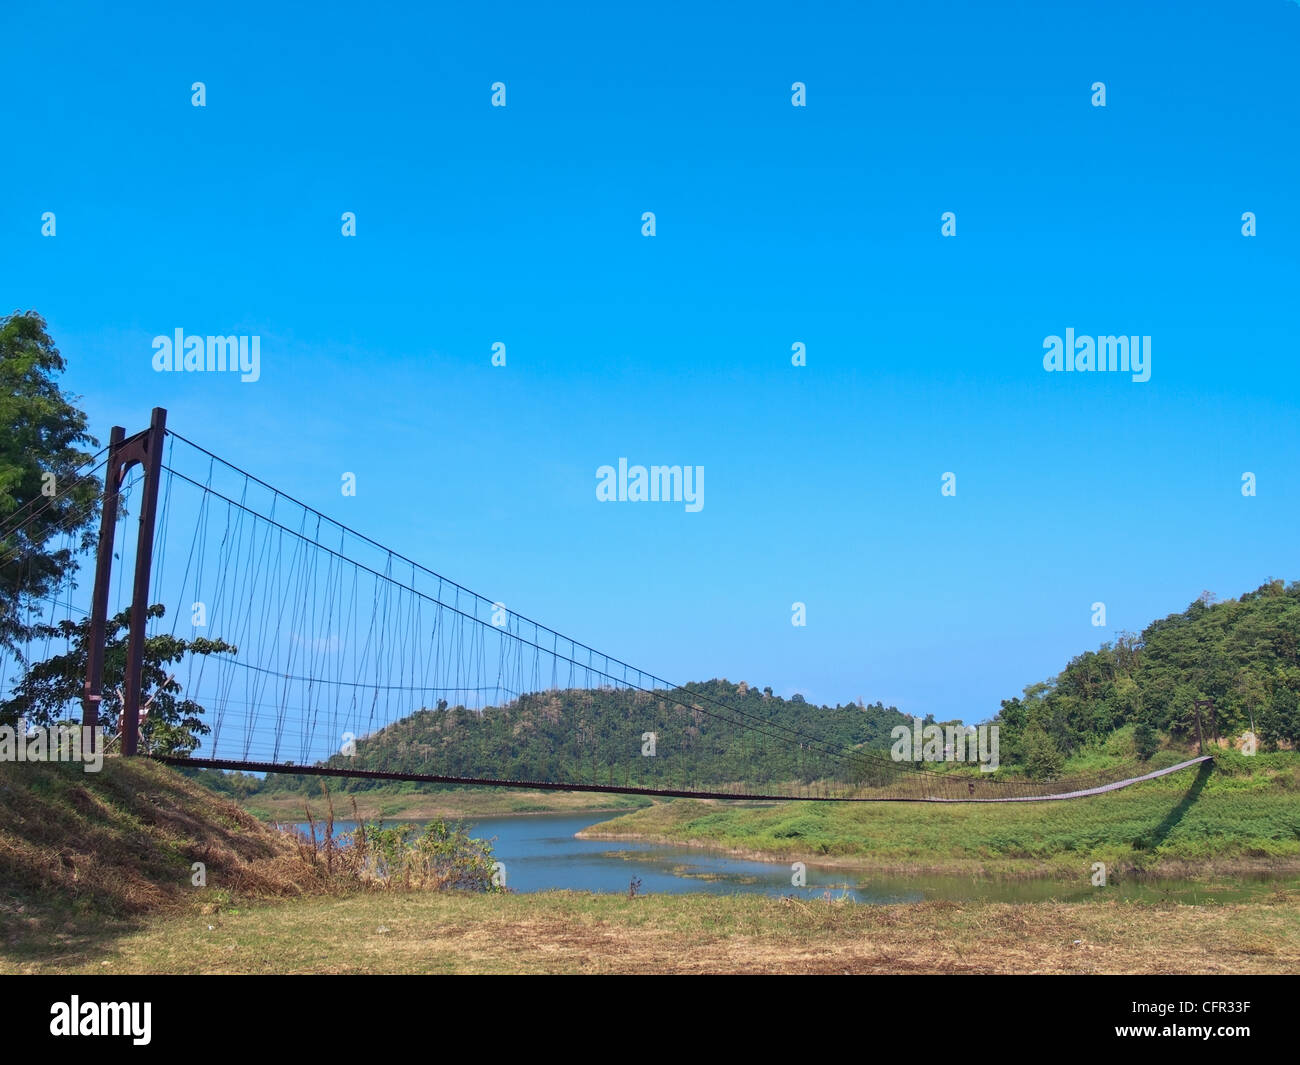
[1023,723,1064,780]
[1,604,235,757]
[1132,719,1159,760]
[1257,684,1300,751]
[0,311,99,659]
[989,580,1300,760]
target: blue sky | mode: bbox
[3,0,1299,726]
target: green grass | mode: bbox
[581,753,1300,877]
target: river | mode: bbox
[290,812,1296,903]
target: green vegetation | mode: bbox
[582,749,1300,877]
[2,604,235,755]
[0,311,99,659]
[342,819,500,891]
[994,580,1300,767]
[226,680,911,797]
[0,313,234,753]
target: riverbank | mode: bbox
[577,756,1300,879]
[8,887,1298,974]
[240,787,651,823]
[5,758,1299,975]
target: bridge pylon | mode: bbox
[81,407,168,757]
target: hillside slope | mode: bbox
[994,579,1300,768]
[261,680,909,794]
[0,758,321,959]
[221,579,1300,798]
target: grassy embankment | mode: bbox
[579,751,1300,879]
[0,757,337,963]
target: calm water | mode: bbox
[291,813,1296,904]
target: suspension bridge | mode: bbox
[1,408,1212,802]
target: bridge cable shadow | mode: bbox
[1137,759,1213,852]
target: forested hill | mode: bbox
[232,579,1300,796]
[264,681,910,793]
[994,579,1300,772]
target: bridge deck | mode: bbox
[155,754,1213,804]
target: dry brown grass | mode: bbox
[0,758,351,956]
[10,888,1300,974]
